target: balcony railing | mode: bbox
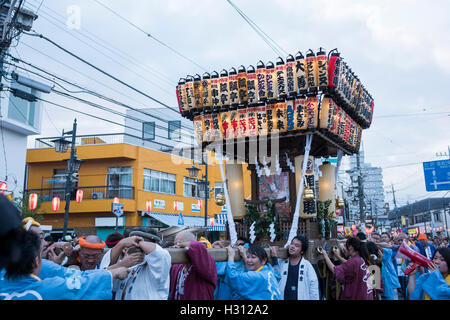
[25,185,135,201]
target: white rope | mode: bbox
[285,134,313,247]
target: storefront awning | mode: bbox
[141,212,226,231]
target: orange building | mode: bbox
[25,133,251,241]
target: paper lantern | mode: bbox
[29,193,38,210]
[52,196,60,212]
[76,189,83,203]
[197,199,202,209]
[113,197,119,204]
[0,181,7,194]
[146,200,152,212]
[210,217,215,227]
[174,200,178,211]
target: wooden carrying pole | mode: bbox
[166,247,288,264]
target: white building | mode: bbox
[0,75,43,199]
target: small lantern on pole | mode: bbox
[51,136,71,153]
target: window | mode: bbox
[433,211,441,222]
[7,81,38,127]
[184,177,201,198]
[107,167,133,198]
[144,169,176,194]
[168,120,181,141]
[142,122,155,141]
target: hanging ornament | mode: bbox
[275,155,282,176]
[254,157,262,178]
[269,222,276,242]
[52,196,60,212]
[76,189,83,203]
[249,221,256,244]
[285,153,295,173]
[262,156,270,177]
[29,193,38,210]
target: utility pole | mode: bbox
[356,152,365,231]
[387,183,398,209]
[62,120,77,238]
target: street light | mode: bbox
[186,152,209,227]
[53,119,81,237]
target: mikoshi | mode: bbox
[176,48,375,300]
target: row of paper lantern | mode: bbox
[27,192,203,213]
[28,191,119,211]
[176,48,374,129]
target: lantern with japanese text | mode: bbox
[237,65,248,105]
[29,192,38,210]
[146,200,152,212]
[256,60,267,102]
[52,196,60,212]
[265,61,277,101]
[76,189,83,203]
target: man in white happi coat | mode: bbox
[100,234,171,300]
[272,236,320,300]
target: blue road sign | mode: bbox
[423,159,450,191]
[177,212,184,226]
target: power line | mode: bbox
[92,0,208,72]
[7,48,194,133]
[23,1,175,92]
[5,58,194,134]
[25,0,175,85]
[22,31,182,116]
[225,0,288,57]
[375,111,449,119]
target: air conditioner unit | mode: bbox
[91,191,103,200]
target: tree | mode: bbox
[13,191,46,222]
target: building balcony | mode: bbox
[25,185,135,201]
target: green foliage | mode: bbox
[317,200,337,239]
[13,191,45,222]
[244,200,280,240]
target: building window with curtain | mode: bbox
[183,177,200,198]
[142,122,155,141]
[143,169,176,195]
[168,120,181,141]
[107,166,133,199]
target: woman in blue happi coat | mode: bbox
[407,247,450,300]
[0,230,130,300]
[225,244,281,300]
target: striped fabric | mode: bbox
[209,213,227,232]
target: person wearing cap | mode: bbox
[416,234,437,269]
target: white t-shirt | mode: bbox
[101,244,171,300]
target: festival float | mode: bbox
[175,48,375,299]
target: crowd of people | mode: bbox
[1,194,449,300]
